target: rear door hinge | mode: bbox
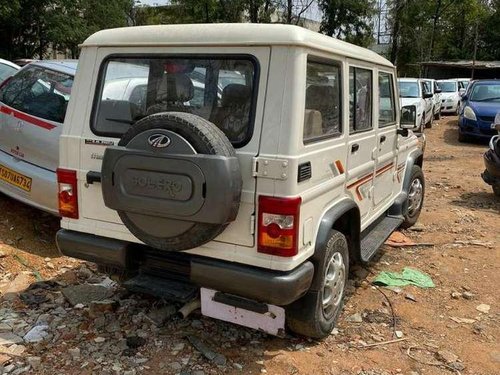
[252,157,289,180]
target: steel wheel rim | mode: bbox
[322,252,346,318]
[408,178,423,216]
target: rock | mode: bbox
[147,305,176,326]
[462,291,474,300]
[476,304,490,314]
[450,316,475,324]
[61,285,112,306]
[0,323,11,332]
[94,337,106,343]
[345,313,363,323]
[234,363,244,370]
[436,350,459,364]
[405,293,417,302]
[0,250,7,258]
[3,364,15,373]
[0,274,31,300]
[172,342,185,352]
[68,348,81,360]
[27,356,41,370]
[89,299,118,318]
[409,224,425,232]
[0,332,23,345]
[46,262,55,270]
[170,362,182,371]
[23,325,49,343]
[449,362,465,371]
[395,330,404,338]
[450,291,461,299]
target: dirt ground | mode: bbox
[0,116,498,375]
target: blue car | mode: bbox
[458,80,500,142]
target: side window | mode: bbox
[0,65,73,123]
[349,67,372,133]
[378,72,395,126]
[303,59,341,143]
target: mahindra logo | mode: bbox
[147,134,171,148]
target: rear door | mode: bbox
[346,65,376,224]
[78,47,270,247]
[0,65,73,171]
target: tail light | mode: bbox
[258,196,301,257]
[57,168,79,219]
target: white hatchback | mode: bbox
[0,60,77,214]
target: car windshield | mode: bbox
[398,81,419,98]
[0,63,18,83]
[469,83,500,102]
[438,82,457,92]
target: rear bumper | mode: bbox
[56,229,314,306]
[440,102,458,113]
[0,150,58,215]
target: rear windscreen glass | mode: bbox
[92,56,258,147]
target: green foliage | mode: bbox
[318,0,376,47]
[0,0,133,59]
[388,0,500,75]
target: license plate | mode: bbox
[0,164,32,192]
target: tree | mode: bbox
[318,0,376,47]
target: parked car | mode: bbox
[398,78,434,132]
[0,58,20,83]
[421,78,442,121]
[56,24,424,339]
[458,79,500,142]
[481,116,500,196]
[0,60,77,214]
[458,78,470,93]
[437,79,461,114]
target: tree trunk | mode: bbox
[429,0,442,60]
[390,0,403,64]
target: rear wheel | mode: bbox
[286,230,349,339]
[401,165,425,229]
[433,107,441,120]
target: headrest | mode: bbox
[306,85,335,110]
[221,84,252,107]
[157,74,194,102]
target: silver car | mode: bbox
[0,60,77,214]
[0,58,20,83]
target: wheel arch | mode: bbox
[311,199,361,288]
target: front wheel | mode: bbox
[493,184,500,197]
[401,165,425,229]
[434,108,441,120]
[286,230,349,339]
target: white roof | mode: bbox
[82,24,393,68]
[398,78,420,82]
[0,58,20,70]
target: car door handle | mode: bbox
[86,171,101,184]
[380,135,386,143]
[351,144,360,153]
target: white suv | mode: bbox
[398,78,434,132]
[56,24,424,339]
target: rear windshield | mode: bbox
[0,65,73,123]
[438,81,457,92]
[92,56,258,147]
[469,83,500,102]
[398,81,419,98]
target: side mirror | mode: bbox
[400,105,416,131]
[435,88,442,93]
[459,88,466,96]
[423,92,434,99]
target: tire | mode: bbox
[110,112,241,251]
[493,185,500,197]
[426,112,433,128]
[433,107,440,120]
[401,165,425,229]
[286,230,349,339]
[458,130,468,143]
